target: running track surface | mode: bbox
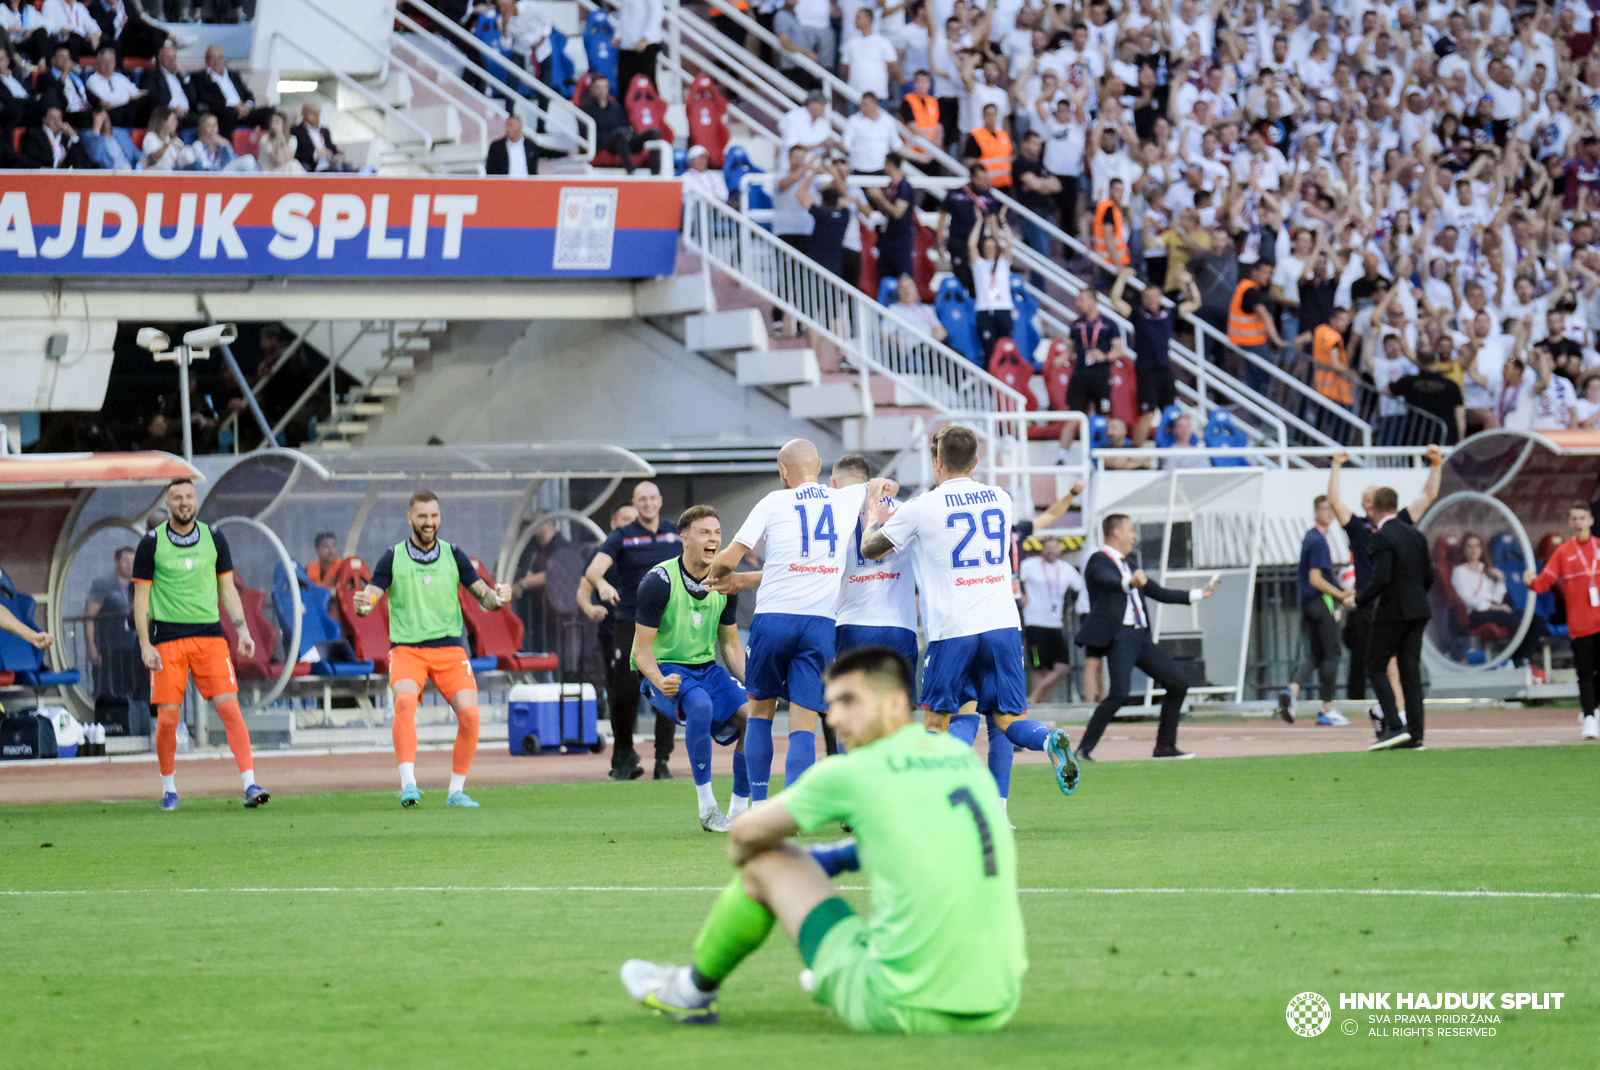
[0,708,1590,805]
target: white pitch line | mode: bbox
[2,885,1597,899]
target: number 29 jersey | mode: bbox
[879,476,1020,641]
[732,481,872,619]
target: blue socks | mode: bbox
[732,751,749,799]
[784,729,815,789]
[947,713,981,745]
[1003,718,1052,751]
[745,718,774,801]
[809,839,860,877]
[683,688,714,787]
[986,716,1014,799]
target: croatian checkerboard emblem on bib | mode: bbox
[184,558,194,569]
[1286,991,1332,1036]
[692,611,704,627]
[423,576,432,586]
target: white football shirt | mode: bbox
[879,476,1021,641]
[732,481,872,618]
[836,496,920,630]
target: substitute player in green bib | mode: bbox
[622,645,1026,1032]
[632,505,751,833]
[353,490,513,808]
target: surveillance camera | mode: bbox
[136,327,170,353]
[181,323,238,351]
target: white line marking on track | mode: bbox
[2,886,1596,898]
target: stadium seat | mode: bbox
[1108,353,1139,429]
[988,337,1037,408]
[457,558,559,673]
[0,672,12,687]
[877,275,897,306]
[220,582,312,682]
[1432,535,1509,657]
[231,127,260,159]
[1030,338,1072,439]
[685,73,729,167]
[330,556,392,672]
[1088,414,1109,449]
[546,28,577,99]
[625,73,674,141]
[934,276,983,365]
[583,9,620,85]
[723,146,770,217]
[1204,409,1250,466]
[271,562,375,677]
[0,574,79,690]
[1008,277,1040,369]
[1153,404,1186,448]
[1533,534,1568,636]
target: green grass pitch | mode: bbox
[2,746,1595,1069]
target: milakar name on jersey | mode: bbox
[944,488,1000,507]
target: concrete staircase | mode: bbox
[309,320,446,447]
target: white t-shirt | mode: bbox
[836,496,920,630]
[1497,374,1541,430]
[971,256,1014,311]
[1371,352,1417,416]
[1038,112,1085,175]
[1018,555,1086,628]
[841,32,898,98]
[879,477,1021,641]
[842,109,902,171]
[732,482,872,618]
[780,107,833,154]
[1529,375,1578,430]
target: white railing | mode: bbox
[395,0,597,159]
[1086,445,1443,466]
[264,32,434,153]
[683,189,1028,455]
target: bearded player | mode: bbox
[354,491,513,809]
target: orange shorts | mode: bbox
[388,644,476,701]
[151,635,238,706]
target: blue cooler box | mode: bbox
[507,683,601,755]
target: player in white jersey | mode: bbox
[709,439,895,801]
[860,426,1079,796]
[831,454,920,668]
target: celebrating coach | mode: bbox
[1357,487,1432,752]
[1075,513,1218,760]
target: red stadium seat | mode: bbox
[1108,353,1139,429]
[1030,339,1072,439]
[685,73,728,167]
[1433,535,1509,646]
[10,128,20,152]
[573,71,650,169]
[0,671,12,686]
[625,74,673,141]
[220,582,312,681]
[457,557,559,672]
[331,556,391,673]
[231,127,260,158]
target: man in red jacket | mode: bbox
[1525,501,1600,740]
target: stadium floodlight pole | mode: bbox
[138,325,238,462]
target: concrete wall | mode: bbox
[251,0,391,78]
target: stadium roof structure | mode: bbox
[1421,429,1600,680]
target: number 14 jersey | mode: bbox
[732,481,873,619]
[880,477,1019,641]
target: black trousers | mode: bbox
[1342,606,1371,700]
[1297,596,1342,701]
[617,43,660,94]
[1367,618,1426,740]
[1574,632,1600,718]
[1078,625,1188,754]
[1466,608,1548,665]
[600,127,662,174]
[604,618,675,767]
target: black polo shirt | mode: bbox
[1072,315,1120,388]
[1129,305,1175,372]
[595,519,682,622]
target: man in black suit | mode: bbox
[486,114,559,175]
[143,42,196,128]
[21,105,92,168]
[290,101,352,172]
[1355,486,1433,751]
[1075,512,1219,760]
[192,44,272,135]
[38,45,95,129]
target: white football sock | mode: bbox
[449,772,466,795]
[399,762,416,789]
[727,794,750,818]
[695,781,716,811]
[161,773,176,794]
[240,769,256,789]
[1001,797,1009,812]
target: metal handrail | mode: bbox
[272,321,383,440]
[265,32,434,152]
[398,0,597,159]
[385,33,494,152]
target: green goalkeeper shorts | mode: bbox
[802,898,1018,1034]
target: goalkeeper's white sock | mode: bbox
[449,772,466,795]
[161,773,176,794]
[399,762,416,789]
[240,769,255,789]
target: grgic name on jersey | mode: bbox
[944,489,999,507]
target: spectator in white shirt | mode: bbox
[842,90,902,173]
[31,0,98,62]
[841,8,900,100]
[680,143,730,203]
[779,89,837,158]
[85,44,147,127]
[139,104,190,171]
[616,0,665,92]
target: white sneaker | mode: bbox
[1368,704,1384,738]
[1583,715,1598,740]
[620,960,719,1024]
[1316,710,1351,725]
[699,807,733,833]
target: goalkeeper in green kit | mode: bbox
[621,645,1026,1033]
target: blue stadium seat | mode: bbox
[1008,276,1041,369]
[583,9,619,85]
[0,570,80,689]
[1153,404,1186,448]
[468,655,498,673]
[672,146,688,175]
[547,29,576,99]
[1204,409,1250,466]
[934,276,983,365]
[1491,533,1530,611]
[272,562,375,677]
[1088,414,1109,449]
[877,275,897,306]
[723,146,771,218]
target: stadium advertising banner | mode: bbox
[0,174,681,278]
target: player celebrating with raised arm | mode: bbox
[622,646,1026,1033]
[131,478,268,811]
[707,439,895,800]
[353,490,513,809]
[633,505,753,831]
[858,426,1078,795]
[830,454,919,668]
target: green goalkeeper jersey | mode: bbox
[778,723,1027,1013]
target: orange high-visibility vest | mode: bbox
[1312,323,1353,404]
[970,126,1012,187]
[1090,199,1129,265]
[903,92,940,161]
[1228,280,1268,347]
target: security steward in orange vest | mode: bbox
[1227,258,1287,394]
[899,70,942,162]
[962,102,1013,188]
[1090,177,1131,285]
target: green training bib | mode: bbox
[388,539,465,645]
[149,522,220,624]
[631,557,726,669]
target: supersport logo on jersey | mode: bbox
[954,574,1008,587]
[848,571,903,584]
[787,563,841,575]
